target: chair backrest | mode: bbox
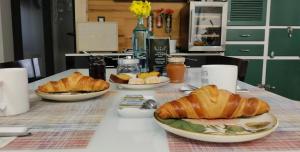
[0,58,41,82]
[206,56,248,81]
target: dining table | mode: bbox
[0,68,299,152]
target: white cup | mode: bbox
[0,68,29,116]
[201,65,238,93]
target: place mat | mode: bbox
[167,131,300,152]
[155,84,300,152]
[0,91,115,150]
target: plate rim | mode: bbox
[35,88,109,101]
[154,113,279,143]
[110,76,170,89]
[109,76,170,86]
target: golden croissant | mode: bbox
[155,85,270,119]
[37,72,109,93]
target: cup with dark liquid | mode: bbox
[89,56,106,80]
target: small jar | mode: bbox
[89,56,106,80]
[166,57,186,83]
[117,57,140,77]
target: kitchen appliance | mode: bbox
[180,1,228,52]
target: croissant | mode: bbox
[155,85,270,119]
[37,72,109,93]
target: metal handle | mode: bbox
[270,51,275,58]
[288,26,293,38]
[239,49,250,52]
[240,34,252,37]
[105,66,115,68]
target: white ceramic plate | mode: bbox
[112,76,170,90]
[36,89,109,101]
[154,113,278,143]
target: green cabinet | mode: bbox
[228,0,267,26]
[269,29,300,56]
[270,0,300,26]
[225,45,264,56]
[266,60,300,101]
[244,60,263,86]
[227,29,265,41]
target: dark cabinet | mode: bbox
[270,0,300,26]
[244,60,263,86]
[65,55,130,69]
[266,60,300,101]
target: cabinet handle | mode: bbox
[270,51,275,58]
[239,49,250,52]
[240,34,252,37]
[106,66,115,68]
[287,26,293,38]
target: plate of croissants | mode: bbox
[35,72,110,101]
[109,71,169,89]
[154,85,279,143]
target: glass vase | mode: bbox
[132,17,149,72]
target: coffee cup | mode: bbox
[0,68,29,116]
[201,65,238,93]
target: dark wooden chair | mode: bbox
[184,56,248,82]
[0,58,42,82]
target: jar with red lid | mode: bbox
[166,57,186,83]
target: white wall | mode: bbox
[0,0,14,63]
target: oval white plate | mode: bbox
[113,76,170,90]
[36,89,109,101]
[154,113,279,143]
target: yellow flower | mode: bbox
[129,1,151,18]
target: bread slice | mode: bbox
[110,74,131,84]
[137,71,160,79]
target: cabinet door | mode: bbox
[266,60,300,101]
[228,0,267,26]
[244,60,263,86]
[269,29,300,56]
[270,0,300,26]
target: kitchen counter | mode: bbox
[65,52,224,57]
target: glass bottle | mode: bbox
[132,17,149,72]
[89,56,106,80]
